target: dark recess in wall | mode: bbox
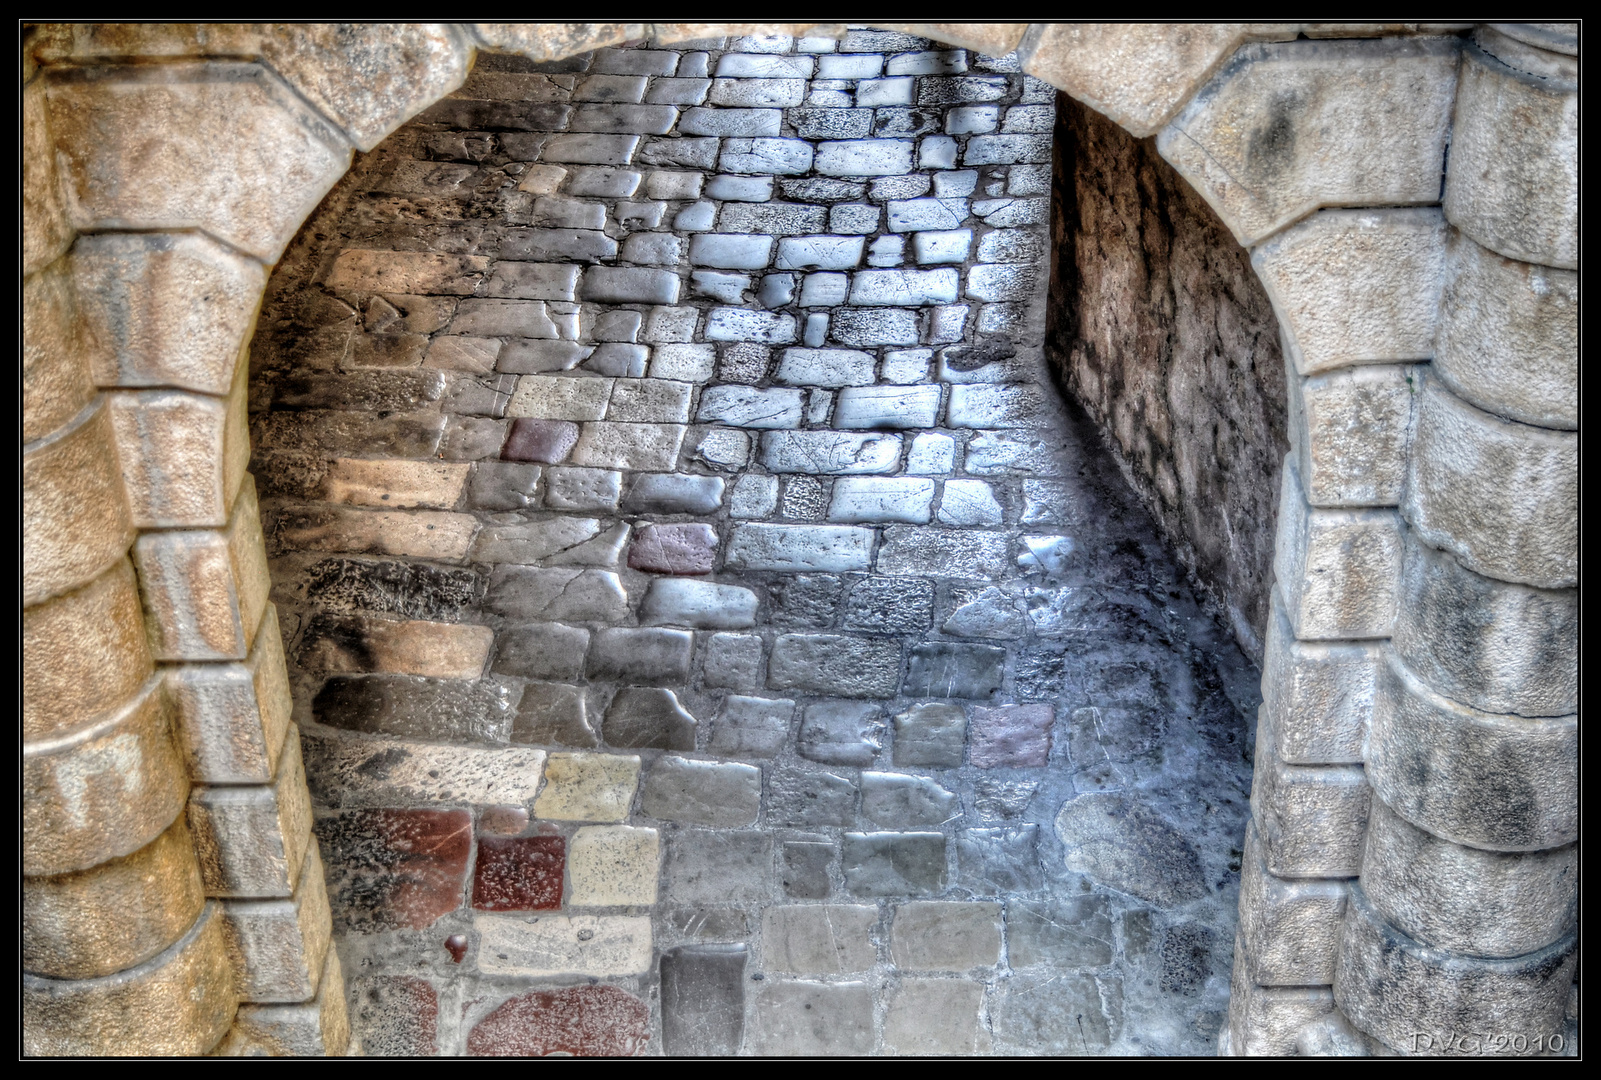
[1046,92,1287,664]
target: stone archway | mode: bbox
[23,22,1576,1057]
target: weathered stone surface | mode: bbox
[1054,794,1206,906]
[22,900,235,1057]
[1224,967,1335,1057]
[487,566,628,622]
[586,626,693,684]
[798,701,885,767]
[347,974,435,1057]
[1360,797,1573,960]
[643,756,762,826]
[1334,885,1575,1056]
[840,576,932,634]
[764,904,877,974]
[315,808,469,932]
[628,523,719,575]
[1235,824,1346,986]
[1434,229,1576,430]
[221,842,332,1002]
[1250,725,1370,878]
[603,688,697,751]
[472,834,564,912]
[1404,376,1575,590]
[313,674,514,743]
[892,703,967,768]
[622,471,722,513]
[861,772,958,829]
[533,753,639,823]
[876,527,1009,578]
[760,430,902,474]
[1368,652,1575,852]
[768,769,858,828]
[956,826,1042,895]
[842,832,947,897]
[301,729,545,808]
[660,945,747,1055]
[218,944,350,1055]
[24,400,135,607]
[882,978,985,1055]
[726,524,874,573]
[770,634,901,698]
[943,586,1026,639]
[1156,38,1458,246]
[665,830,772,905]
[780,840,833,899]
[1443,36,1576,269]
[641,578,757,629]
[1273,459,1401,641]
[299,614,491,679]
[904,643,1007,700]
[891,901,1002,970]
[749,980,873,1056]
[465,984,651,1057]
[992,971,1120,1054]
[1288,363,1414,508]
[1261,591,1377,765]
[570,421,687,470]
[475,913,653,978]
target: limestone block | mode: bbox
[23,556,152,742]
[475,913,653,977]
[1249,721,1369,878]
[23,397,134,606]
[568,825,659,906]
[1360,796,1575,960]
[23,76,74,276]
[270,503,480,562]
[214,945,351,1056]
[1157,37,1458,246]
[23,900,235,1057]
[1368,651,1575,852]
[1272,458,1401,640]
[188,727,312,898]
[473,23,646,63]
[1404,375,1575,589]
[221,843,332,1002]
[23,813,205,980]
[1261,592,1377,765]
[168,604,292,786]
[1237,822,1348,986]
[1225,955,1336,1057]
[251,23,471,150]
[73,230,267,395]
[1334,884,1576,1056]
[1442,35,1576,269]
[134,476,271,661]
[534,753,640,823]
[1287,363,1415,508]
[300,729,545,808]
[108,369,249,528]
[23,257,95,444]
[46,61,352,263]
[23,674,187,876]
[1435,231,1575,430]
[1392,532,1575,718]
[1021,23,1297,137]
[1252,209,1446,377]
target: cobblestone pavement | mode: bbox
[250,27,1259,1056]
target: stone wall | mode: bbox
[1047,95,1287,662]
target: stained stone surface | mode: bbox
[254,30,1258,1058]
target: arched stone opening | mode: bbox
[23,22,1576,1058]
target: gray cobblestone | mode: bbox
[944,586,1026,639]
[914,229,973,264]
[587,626,694,683]
[470,461,541,511]
[906,432,956,474]
[709,78,807,108]
[705,308,797,343]
[720,137,814,175]
[842,832,946,896]
[619,233,682,265]
[492,622,590,682]
[622,472,723,514]
[710,696,793,758]
[544,465,621,512]
[715,53,813,78]
[768,768,858,827]
[881,349,933,383]
[842,576,934,634]
[861,771,959,828]
[800,272,850,306]
[834,385,941,428]
[726,524,874,572]
[513,680,597,748]
[487,566,629,622]
[817,53,883,79]
[690,269,749,302]
[703,633,764,691]
[795,108,874,140]
[716,343,770,384]
[828,203,881,234]
[893,702,967,768]
[938,479,1004,525]
[603,686,697,750]
[650,344,716,382]
[816,138,915,176]
[673,200,718,231]
[775,348,875,387]
[775,236,865,271]
[798,701,886,767]
[643,756,762,826]
[692,427,751,471]
[850,267,959,305]
[719,202,828,235]
[580,267,681,305]
[769,634,901,698]
[904,642,1007,699]
[582,342,648,377]
[639,135,719,169]
[729,474,779,518]
[877,527,1010,578]
[704,174,774,201]
[856,78,914,107]
[697,385,804,428]
[829,308,919,345]
[640,578,757,629]
[501,228,617,263]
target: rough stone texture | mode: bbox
[464,985,651,1056]
[1054,794,1206,907]
[1049,93,1286,660]
[660,944,747,1055]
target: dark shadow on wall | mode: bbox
[1046,94,1287,665]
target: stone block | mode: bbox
[1260,590,1378,765]
[1249,725,1370,878]
[475,913,653,977]
[956,826,1042,895]
[321,458,468,510]
[1156,38,1458,246]
[506,375,611,421]
[759,430,901,474]
[768,769,858,828]
[1439,224,1576,435]
[22,76,72,274]
[23,675,186,877]
[472,835,564,911]
[651,343,717,382]
[602,688,697,751]
[1368,650,1575,852]
[512,681,596,748]
[570,421,687,470]
[22,900,235,1056]
[486,566,628,622]
[251,410,446,458]
[966,702,1050,765]
[221,843,331,1002]
[1360,796,1573,960]
[831,385,940,430]
[621,471,721,513]
[1054,793,1207,906]
[312,673,515,742]
[73,230,266,396]
[1288,363,1414,508]
[297,613,492,680]
[500,227,616,263]
[534,753,639,823]
[665,830,771,904]
[679,106,781,137]
[906,433,956,475]
[904,643,1007,700]
[698,385,804,429]
[464,984,649,1057]
[217,945,350,1056]
[23,258,95,446]
[963,430,1060,475]
[568,825,658,907]
[762,905,877,973]
[1236,823,1347,987]
[774,347,874,387]
[579,267,681,306]
[344,973,434,1057]
[299,730,545,808]
[1443,36,1576,269]
[770,634,901,698]
[642,757,762,826]
[660,945,748,1055]
[23,399,134,607]
[937,480,1004,526]
[704,307,797,344]
[839,576,932,635]
[799,701,886,767]
[23,813,204,981]
[46,61,350,262]
[710,696,793,759]
[848,267,959,305]
[1252,208,1445,376]
[627,523,718,576]
[830,306,921,346]
[327,248,487,297]
[1224,966,1335,1058]
[188,730,311,898]
[641,579,758,630]
[725,524,873,573]
[876,527,1009,578]
[1334,884,1575,1056]
[750,980,872,1056]
[544,466,621,512]
[168,604,292,784]
[882,979,984,1056]
[1006,893,1118,970]
[892,703,967,768]
[891,901,1002,970]
[468,461,546,511]
[720,136,815,174]
[1272,458,1401,640]
[693,428,751,471]
[944,587,1027,640]
[861,771,957,829]
[780,840,833,899]
[842,832,946,897]
[1404,376,1575,589]
[269,501,478,562]
[22,557,151,743]
[946,383,1048,428]
[640,134,719,168]
[828,477,935,524]
[1392,532,1576,718]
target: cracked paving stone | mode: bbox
[1005,894,1115,968]
[627,523,718,575]
[841,832,947,897]
[602,687,697,751]
[956,825,1043,894]
[943,585,1027,639]
[780,840,834,899]
[892,702,967,768]
[768,768,858,827]
[903,642,1007,699]
[709,695,793,758]
[798,701,885,767]
[860,771,959,828]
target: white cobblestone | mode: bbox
[761,431,903,474]
[849,268,960,306]
[697,385,806,428]
[829,477,936,524]
[775,348,876,387]
[834,385,942,429]
[726,524,875,572]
